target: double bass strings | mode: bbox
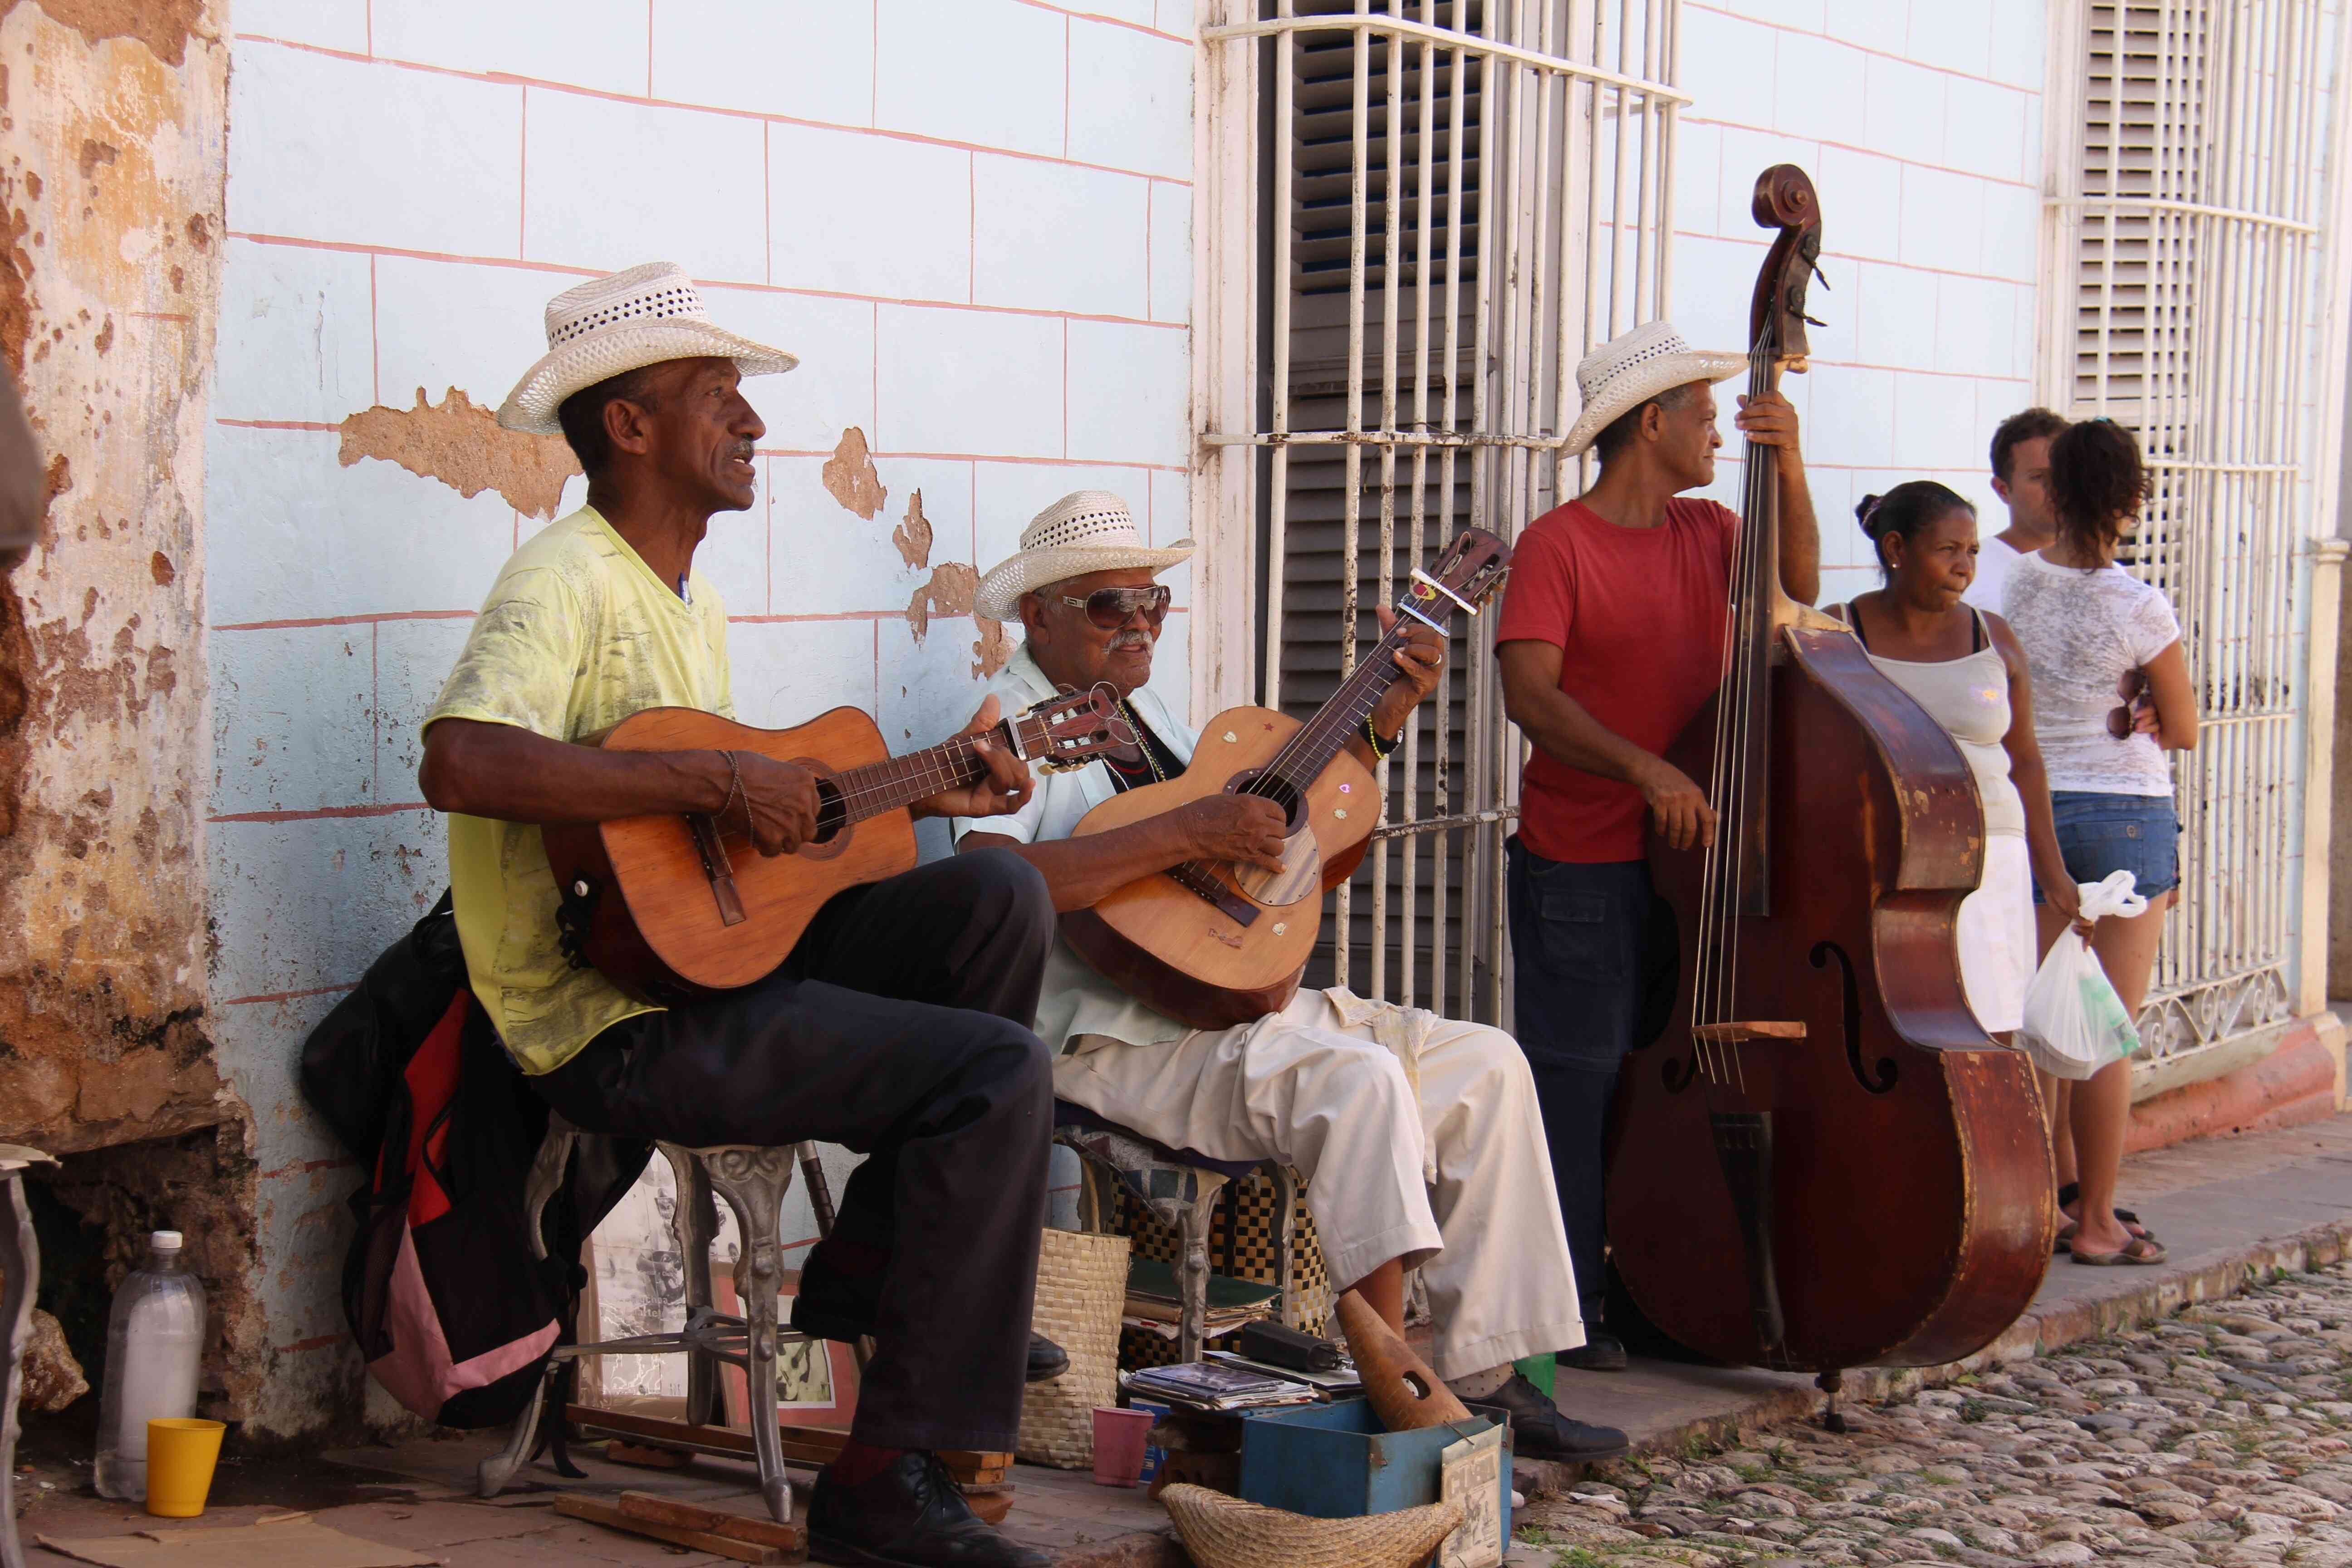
[1693,328,1780,1092]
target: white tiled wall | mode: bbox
[1674,0,2048,606]
[207,0,1197,1428]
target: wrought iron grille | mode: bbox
[1200,0,1686,1021]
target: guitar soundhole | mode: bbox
[811,779,848,844]
[1226,769,1305,835]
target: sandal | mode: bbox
[2056,1184,2156,1243]
[2055,1221,2077,1254]
[2071,1235,2168,1267]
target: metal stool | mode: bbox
[1,1144,55,1568]
[1051,1102,1296,1363]
[477,1117,825,1524]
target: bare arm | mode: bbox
[421,716,738,825]
[1734,389,1820,607]
[959,796,1288,913]
[2141,638,2197,750]
[1989,616,2087,935]
[1497,638,1715,851]
[421,696,1031,858]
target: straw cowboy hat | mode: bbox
[1562,319,1747,457]
[497,261,799,435]
[974,490,1192,621]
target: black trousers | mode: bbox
[1503,837,1666,1325]
[533,848,1056,1452]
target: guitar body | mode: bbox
[1059,704,1377,1030]
[543,705,918,1003]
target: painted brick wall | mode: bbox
[206,0,1196,1436]
[1670,0,2047,608]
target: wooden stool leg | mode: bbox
[1,1172,35,1568]
[1176,1177,1226,1367]
[477,1358,561,1499]
[701,1148,798,1525]
[1269,1164,1298,1328]
[663,1145,725,1428]
[479,1123,575,1499]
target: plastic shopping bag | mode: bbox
[2018,871,2147,1081]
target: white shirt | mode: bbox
[1962,535,2024,615]
[2004,549,2183,797]
[952,644,1197,1054]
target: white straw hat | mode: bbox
[974,490,1192,621]
[1562,319,1748,456]
[497,261,799,434]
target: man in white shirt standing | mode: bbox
[1966,407,2069,613]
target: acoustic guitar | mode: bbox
[1060,529,1511,1029]
[545,687,1127,1003]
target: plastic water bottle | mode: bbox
[93,1230,205,1501]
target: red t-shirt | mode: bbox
[1496,497,1737,863]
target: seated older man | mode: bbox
[953,492,1625,1460]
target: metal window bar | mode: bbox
[2056,0,2327,1062]
[1204,0,1683,1019]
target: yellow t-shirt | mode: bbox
[424,506,732,1075]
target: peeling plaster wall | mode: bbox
[0,0,264,1412]
[211,1,1197,1434]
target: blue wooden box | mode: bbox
[1236,1399,1511,1534]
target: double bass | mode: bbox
[1603,166,2054,1421]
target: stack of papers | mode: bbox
[1123,1360,1318,1411]
[1122,1258,1282,1339]
[1204,1348,1363,1394]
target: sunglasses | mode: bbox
[2107,668,2150,740]
[1059,584,1171,630]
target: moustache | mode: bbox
[1109,632,1152,652]
[727,443,756,464]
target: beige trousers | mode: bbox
[1061,988,1584,1379]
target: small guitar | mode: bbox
[1061,529,1511,1029]
[546,687,1127,1003]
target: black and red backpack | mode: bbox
[299,892,646,1427]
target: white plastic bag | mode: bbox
[2018,871,2147,1080]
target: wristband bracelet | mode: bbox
[716,749,747,833]
[1363,712,1400,761]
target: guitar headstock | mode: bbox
[1393,528,1512,634]
[1008,682,1133,774]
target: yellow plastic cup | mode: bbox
[144,1418,226,1518]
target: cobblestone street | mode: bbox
[1518,1263,2352,1568]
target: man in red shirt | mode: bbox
[1495,321,1818,1370]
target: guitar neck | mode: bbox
[829,722,1013,824]
[1258,627,1415,795]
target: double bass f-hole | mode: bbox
[1809,940,1897,1094]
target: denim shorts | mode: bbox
[2033,790,2180,902]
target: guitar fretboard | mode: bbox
[822,723,1021,827]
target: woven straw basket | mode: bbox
[1161,1485,1465,1568]
[1016,1227,1130,1468]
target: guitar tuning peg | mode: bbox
[1803,314,1828,328]
[1809,262,1832,289]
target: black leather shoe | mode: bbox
[809,1451,1052,1568]
[1478,1372,1629,1461]
[1025,1332,1068,1384]
[1557,1331,1629,1372]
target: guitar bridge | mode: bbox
[688,813,749,927]
[1168,863,1260,927]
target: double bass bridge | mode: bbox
[1690,1021,1806,1045]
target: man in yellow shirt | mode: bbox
[420,264,1054,1568]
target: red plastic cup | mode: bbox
[1091,1406,1156,1487]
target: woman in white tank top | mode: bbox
[1836,483,2087,1038]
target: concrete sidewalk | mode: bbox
[13,1112,2350,1568]
[1546,1111,2352,1463]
